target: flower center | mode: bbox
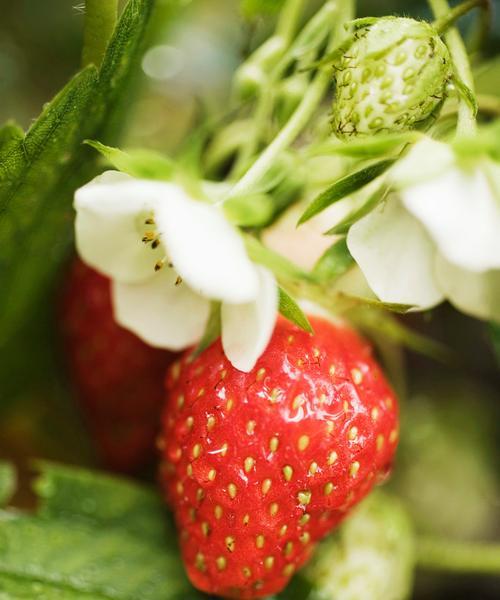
[140,216,168,272]
[140,216,182,285]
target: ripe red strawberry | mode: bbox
[59,258,173,473]
[159,315,399,598]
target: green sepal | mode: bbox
[298,159,395,225]
[279,287,313,333]
[85,140,175,180]
[343,294,415,314]
[452,73,479,117]
[312,238,354,282]
[325,185,389,235]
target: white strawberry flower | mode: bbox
[347,137,500,322]
[74,171,278,371]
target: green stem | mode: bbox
[228,0,355,200]
[428,0,477,136]
[417,536,500,575]
[276,0,307,42]
[232,0,306,177]
[433,0,490,35]
[82,0,119,68]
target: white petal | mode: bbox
[347,198,444,309]
[112,268,211,350]
[221,267,278,372]
[435,255,500,322]
[390,138,455,188]
[154,191,258,303]
[74,172,170,283]
[401,161,500,272]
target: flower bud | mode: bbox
[331,17,452,138]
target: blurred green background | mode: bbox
[1,1,499,599]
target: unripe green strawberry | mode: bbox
[304,492,414,600]
[332,17,451,138]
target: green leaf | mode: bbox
[312,238,354,282]
[193,302,222,357]
[325,185,389,235]
[0,66,99,347]
[0,462,201,600]
[279,288,313,333]
[0,463,16,508]
[86,140,175,180]
[245,235,314,283]
[33,461,167,540]
[298,159,395,225]
[0,0,155,349]
[91,0,155,142]
[0,121,24,157]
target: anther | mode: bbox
[154,259,165,272]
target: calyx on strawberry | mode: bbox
[160,315,399,598]
[332,17,451,138]
[60,258,173,473]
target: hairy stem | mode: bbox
[232,0,306,176]
[417,536,500,575]
[276,0,307,42]
[82,0,119,68]
[429,0,477,136]
[433,0,491,35]
[228,0,355,200]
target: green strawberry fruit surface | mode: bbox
[332,17,451,138]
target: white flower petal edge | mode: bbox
[435,255,500,323]
[154,191,259,304]
[221,267,278,372]
[112,268,211,350]
[347,198,444,309]
[402,162,500,272]
[74,171,168,284]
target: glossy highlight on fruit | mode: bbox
[159,316,399,598]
